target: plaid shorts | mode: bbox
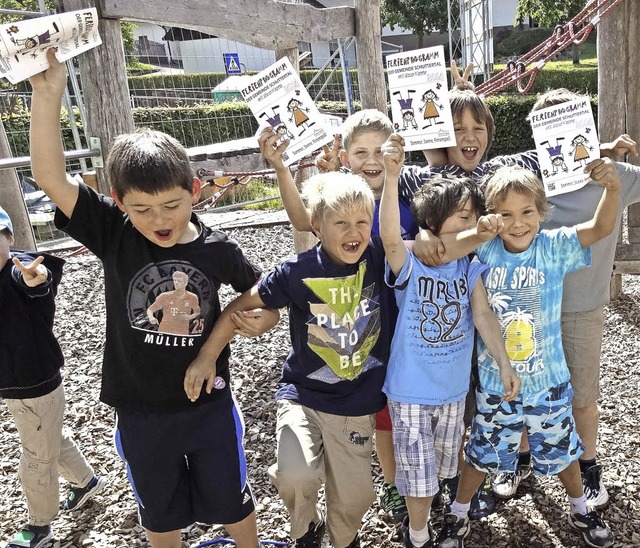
[388,398,465,498]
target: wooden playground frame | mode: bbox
[2,0,639,291]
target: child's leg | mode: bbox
[143,529,182,548]
[267,400,325,541]
[225,510,259,548]
[557,460,584,498]
[56,386,95,487]
[376,428,396,483]
[6,384,66,526]
[453,460,486,505]
[320,412,376,548]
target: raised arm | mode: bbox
[183,285,267,401]
[576,158,622,248]
[28,49,79,219]
[435,214,503,262]
[258,126,313,231]
[380,134,408,275]
[470,279,520,401]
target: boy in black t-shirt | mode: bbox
[28,51,274,548]
[0,206,103,548]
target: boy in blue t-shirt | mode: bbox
[432,165,618,548]
[379,136,520,548]
[192,170,395,548]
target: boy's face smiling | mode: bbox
[448,108,488,173]
[340,131,388,197]
[494,190,543,253]
[112,179,201,248]
[438,199,478,236]
[312,206,372,266]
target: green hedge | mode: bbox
[3,94,598,160]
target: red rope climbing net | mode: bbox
[476,0,623,96]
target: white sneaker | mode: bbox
[491,461,532,499]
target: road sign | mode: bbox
[223,53,241,75]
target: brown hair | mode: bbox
[450,89,495,161]
[411,174,485,235]
[484,166,548,218]
[107,128,194,200]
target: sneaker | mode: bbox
[568,508,614,548]
[582,464,610,509]
[294,520,326,548]
[7,524,53,548]
[378,482,408,523]
[402,515,435,548]
[435,475,459,512]
[491,461,532,499]
[63,475,105,511]
[469,474,495,520]
[434,513,470,548]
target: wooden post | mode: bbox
[354,0,387,114]
[0,123,36,250]
[62,0,135,195]
[598,0,630,298]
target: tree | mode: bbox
[515,0,589,64]
[381,0,451,49]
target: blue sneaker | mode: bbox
[63,475,105,511]
[469,474,495,520]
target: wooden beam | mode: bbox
[62,0,135,195]
[0,123,36,250]
[354,0,387,113]
[98,0,355,48]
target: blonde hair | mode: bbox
[302,172,375,226]
[531,88,581,112]
[341,109,393,150]
[484,166,548,218]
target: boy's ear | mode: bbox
[339,149,350,168]
[110,189,126,212]
[191,177,202,204]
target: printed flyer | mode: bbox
[0,8,101,84]
[240,57,332,167]
[530,97,600,196]
[386,45,456,152]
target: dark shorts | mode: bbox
[115,390,255,532]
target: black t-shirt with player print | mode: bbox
[55,183,261,412]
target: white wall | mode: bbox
[491,0,519,28]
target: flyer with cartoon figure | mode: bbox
[386,45,456,152]
[530,97,600,196]
[240,57,332,167]
[0,8,101,84]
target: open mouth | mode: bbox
[155,229,172,241]
[343,242,361,252]
[362,170,382,178]
[461,146,479,160]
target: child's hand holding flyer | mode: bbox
[240,57,332,167]
[530,97,600,196]
[0,8,101,84]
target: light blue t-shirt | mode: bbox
[475,227,590,395]
[383,252,487,405]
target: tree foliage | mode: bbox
[515,0,588,63]
[381,0,450,49]
[515,0,587,27]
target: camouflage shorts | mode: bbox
[465,382,584,476]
